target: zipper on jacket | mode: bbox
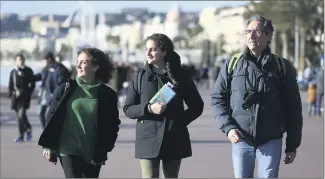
[252,104,258,146]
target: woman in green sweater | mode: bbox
[38,47,121,178]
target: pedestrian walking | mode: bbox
[8,54,35,143]
[38,47,121,178]
[211,15,303,178]
[123,33,204,178]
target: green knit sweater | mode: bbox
[58,77,101,163]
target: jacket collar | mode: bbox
[243,46,272,70]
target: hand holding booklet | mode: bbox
[149,82,176,104]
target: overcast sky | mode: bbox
[1,1,248,15]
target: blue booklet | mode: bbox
[149,82,176,104]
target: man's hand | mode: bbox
[227,129,241,144]
[150,102,167,115]
[284,152,296,164]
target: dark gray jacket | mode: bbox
[211,48,303,153]
[123,58,204,159]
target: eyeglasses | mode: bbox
[244,29,265,37]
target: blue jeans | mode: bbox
[308,101,316,116]
[232,138,282,178]
[316,93,324,117]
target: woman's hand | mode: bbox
[42,148,52,161]
[149,102,167,115]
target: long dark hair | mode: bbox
[145,33,181,86]
[77,47,115,84]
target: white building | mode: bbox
[215,6,247,53]
[1,33,37,54]
[0,33,56,55]
[199,5,247,54]
[143,16,165,38]
[96,13,111,50]
[164,4,182,40]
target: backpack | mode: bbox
[226,53,287,112]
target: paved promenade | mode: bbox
[0,89,324,178]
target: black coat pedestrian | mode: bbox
[38,80,121,164]
[123,61,204,159]
[8,66,35,109]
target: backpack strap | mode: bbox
[272,54,287,83]
[226,53,243,113]
[134,68,145,95]
[228,53,243,75]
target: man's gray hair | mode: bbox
[245,15,274,37]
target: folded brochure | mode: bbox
[149,82,176,104]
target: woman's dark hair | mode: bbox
[15,53,25,63]
[145,33,181,86]
[77,47,115,84]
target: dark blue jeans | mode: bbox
[316,93,324,117]
[308,101,316,116]
[232,138,282,178]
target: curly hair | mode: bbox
[77,47,115,84]
[145,33,181,86]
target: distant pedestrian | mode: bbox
[8,54,35,143]
[34,52,70,129]
[316,68,324,117]
[307,83,317,116]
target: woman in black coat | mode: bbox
[123,33,204,178]
[38,47,121,178]
[8,54,35,142]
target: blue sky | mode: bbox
[1,1,248,15]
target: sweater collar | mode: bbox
[76,77,102,98]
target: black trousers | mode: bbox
[15,106,31,138]
[59,155,101,178]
